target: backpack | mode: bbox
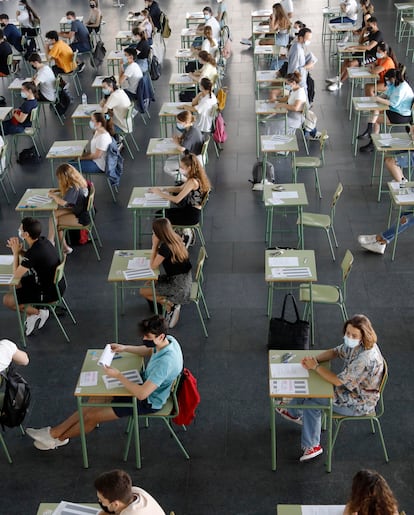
[307,73,315,104]
[105,138,124,187]
[0,364,31,429]
[159,12,171,38]
[150,55,161,81]
[249,160,276,189]
[213,113,227,144]
[303,109,318,133]
[93,41,106,67]
[55,87,71,116]
[172,368,201,426]
[216,88,227,112]
[17,146,40,164]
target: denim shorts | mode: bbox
[396,153,414,169]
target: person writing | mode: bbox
[1,81,37,135]
[276,314,384,462]
[25,315,183,450]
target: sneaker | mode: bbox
[309,131,330,141]
[26,426,69,450]
[328,81,343,92]
[25,313,41,336]
[300,445,323,462]
[391,177,408,183]
[77,62,86,73]
[182,228,195,248]
[359,141,374,153]
[64,246,73,255]
[360,240,386,254]
[38,309,50,329]
[240,38,252,46]
[169,304,181,328]
[358,234,377,245]
[164,309,173,326]
[325,76,339,84]
[275,408,303,426]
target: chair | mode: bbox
[296,104,310,155]
[21,257,76,345]
[61,50,82,96]
[200,135,210,167]
[189,247,210,337]
[117,104,140,159]
[0,389,26,464]
[172,191,210,253]
[59,183,103,261]
[123,374,190,466]
[0,142,16,203]
[293,129,328,199]
[297,182,343,260]
[331,360,389,462]
[38,75,65,126]
[299,249,354,324]
[77,35,96,69]
[11,106,44,159]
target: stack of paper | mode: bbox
[123,268,155,280]
[25,194,51,205]
[127,257,150,270]
[0,274,13,284]
[51,501,100,515]
[102,369,143,389]
[0,255,13,265]
[269,378,309,395]
[271,267,311,278]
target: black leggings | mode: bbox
[387,109,412,124]
[165,206,200,225]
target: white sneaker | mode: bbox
[25,313,41,336]
[38,309,50,329]
[34,438,69,451]
[26,426,69,450]
[360,240,386,254]
[328,81,343,91]
[325,76,339,84]
[132,108,139,118]
[358,234,378,245]
[240,38,252,46]
[169,304,181,328]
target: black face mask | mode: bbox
[0,23,5,28]
[98,501,116,514]
[31,65,36,70]
[142,338,156,348]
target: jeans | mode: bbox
[329,17,356,24]
[287,398,357,449]
[71,159,103,174]
[382,211,414,243]
[1,120,25,135]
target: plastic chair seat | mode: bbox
[295,156,321,168]
[299,212,331,229]
[300,284,341,304]
[148,396,173,417]
[23,127,35,136]
[190,281,198,300]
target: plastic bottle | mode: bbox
[82,93,87,107]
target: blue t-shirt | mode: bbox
[386,81,414,116]
[71,19,91,48]
[144,335,183,409]
[4,24,23,52]
[19,98,37,127]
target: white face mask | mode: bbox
[18,228,25,240]
[343,335,360,349]
[304,40,311,46]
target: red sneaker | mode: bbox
[300,445,323,462]
[275,408,303,426]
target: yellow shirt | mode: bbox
[48,40,75,73]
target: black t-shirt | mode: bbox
[0,40,12,75]
[181,125,204,155]
[149,1,162,30]
[136,39,150,59]
[158,242,192,276]
[20,237,60,299]
[367,29,384,59]
[19,98,37,127]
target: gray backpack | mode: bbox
[250,160,275,189]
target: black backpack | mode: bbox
[17,146,41,164]
[150,55,161,81]
[0,364,31,429]
[55,87,71,116]
[93,41,106,67]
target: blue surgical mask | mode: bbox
[176,122,185,131]
[89,120,96,130]
[285,84,292,92]
[123,56,129,65]
[204,14,211,20]
[102,87,111,96]
[376,52,384,59]
[21,91,27,99]
[343,336,360,349]
[142,338,156,348]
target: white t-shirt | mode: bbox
[195,92,218,132]
[91,130,112,171]
[344,0,358,21]
[123,62,143,95]
[200,62,218,84]
[0,339,17,372]
[17,9,32,28]
[287,86,307,128]
[105,89,132,132]
[0,135,6,171]
[36,65,56,101]
[201,38,218,58]
[281,0,294,16]
[205,16,221,42]
[120,486,165,514]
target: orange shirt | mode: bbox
[376,56,395,84]
[48,40,75,73]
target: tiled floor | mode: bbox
[0,0,413,513]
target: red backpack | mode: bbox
[213,112,228,144]
[173,368,201,426]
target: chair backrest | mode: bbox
[87,183,96,212]
[340,249,354,298]
[54,75,62,99]
[375,359,388,418]
[195,247,207,283]
[319,129,328,157]
[0,142,8,173]
[125,103,135,133]
[53,257,66,289]
[72,50,79,69]
[330,182,343,222]
[200,136,210,166]
[200,189,210,210]
[30,106,40,126]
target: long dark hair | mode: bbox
[347,469,399,515]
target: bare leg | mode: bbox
[3,292,39,316]
[385,156,405,181]
[50,406,119,440]
[140,286,171,312]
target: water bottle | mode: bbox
[82,93,87,107]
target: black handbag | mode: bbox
[267,293,310,350]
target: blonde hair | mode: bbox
[152,218,189,263]
[56,163,88,196]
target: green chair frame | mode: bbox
[293,129,328,199]
[200,135,210,167]
[38,75,65,126]
[300,249,354,323]
[59,183,103,261]
[0,389,25,464]
[0,142,16,203]
[297,182,343,260]
[331,360,389,462]
[12,106,45,159]
[117,103,140,159]
[124,374,190,466]
[189,246,210,337]
[21,257,76,346]
[61,50,82,96]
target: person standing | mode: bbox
[287,27,312,89]
[0,28,12,77]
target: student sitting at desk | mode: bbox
[45,30,77,76]
[85,0,102,34]
[100,76,132,134]
[344,469,400,515]
[95,469,166,515]
[269,71,307,133]
[276,314,384,462]
[188,50,218,85]
[1,81,37,135]
[28,53,56,102]
[140,218,192,328]
[25,315,183,451]
[181,77,218,133]
[129,27,151,72]
[361,42,398,98]
[119,47,143,101]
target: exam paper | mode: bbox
[0,255,13,265]
[127,257,150,270]
[0,274,13,284]
[268,257,299,267]
[396,193,414,202]
[271,267,311,278]
[272,191,298,199]
[79,371,98,387]
[51,501,100,515]
[270,363,309,378]
[102,369,143,389]
[123,268,155,280]
[269,379,309,395]
[97,344,115,367]
[301,506,346,515]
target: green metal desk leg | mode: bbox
[13,287,26,348]
[256,114,260,159]
[326,400,333,473]
[132,398,141,468]
[114,283,119,342]
[151,281,158,314]
[348,80,354,120]
[133,210,137,249]
[309,283,314,346]
[270,398,277,470]
[267,283,273,317]
[78,397,89,468]
[150,156,155,185]
[73,121,78,140]
[298,206,304,249]
[377,152,385,202]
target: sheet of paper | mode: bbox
[102,369,143,389]
[389,182,401,190]
[269,379,309,395]
[0,274,13,284]
[79,371,98,387]
[268,198,284,205]
[396,193,414,202]
[356,102,379,108]
[144,200,169,207]
[268,257,299,267]
[131,197,145,205]
[123,268,155,280]
[270,363,309,378]
[301,506,346,515]
[26,195,51,205]
[97,344,115,367]
[271,267,311,278]
[272,191,298,199]
[52,501,101,515]
[127,257,150,270]
[0,255,13,265]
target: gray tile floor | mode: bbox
[0,0,413,513]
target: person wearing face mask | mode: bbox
[28,52,56,102]
[45,30,76,75]
[329,0,358,24]
[199,6,221,42]
[180,77,218,133]
[286,27,312,90]
[94,469,166,515]
[0,28,12,77]
[0,14,23,52]
[100,76,132,133]
[269,71,307,132]
[137,9,154,45]
[276,314,384,462]
[129,28,150,72]
[1,81,37,135]
[144,0,161,31]
[86,0,102,34]
[216,0,227,28]
[3,217,61,336]
[25,315,183,450]
[59,10,91,72]
[119,47,143,100]
[140,219,192,327]
[362,42,398,98]
[359,67,414,152]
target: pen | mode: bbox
[113,355,122,360]
[286,354,296,362]
[18,205,36,209]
